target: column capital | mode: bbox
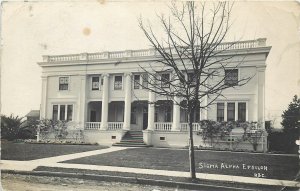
[124,72,132,77]
[102,73,110,77]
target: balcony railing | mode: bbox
[107,122,123,130]
[180,123,201,132]
[85,122,101,130]
[154,122,172,131]
[43,39,267,63]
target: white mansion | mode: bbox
[38,38,271,150]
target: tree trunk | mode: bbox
[188,113,196,179]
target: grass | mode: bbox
[1,141,107,161]
[62,147,299,180]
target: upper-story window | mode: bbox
[187,72,197,86]
[161,73,170,88]
[142,74,148,89]
[134,74,148,89]
[134,75,140,89]
[114,75,123,90]
[92,76,100,90]
[59,77,69,90]
[225,69,238,86]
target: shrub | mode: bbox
[1,114,24,141]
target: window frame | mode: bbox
[133,75,140,89]
[224,69,239,87]
[161,73,170,88]
[227,102,235,121]
[238,102,247,122]
[216,101,248,122]
[52,103,74,121]
[114,75,123,90]
[217,103,225,122]
[91,76,100,91]
[59,76,69,91]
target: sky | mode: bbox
[1,1,300,128]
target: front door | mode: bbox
[142,106,148,130]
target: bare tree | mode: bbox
[138,1,251,179]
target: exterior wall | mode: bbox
[84,130,124,146]
[39,39,271,150]
[143,130,267,152]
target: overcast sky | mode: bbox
[1,1,299,128]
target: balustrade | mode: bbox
[44,39,266,63]
[180,123,201,132]
[154,122,172,131]
[85,122,101,130]
[107,122,123,130]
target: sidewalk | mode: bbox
[1,146,299,189]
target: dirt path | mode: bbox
[1,173,183,191]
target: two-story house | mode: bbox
[38,38,271,151]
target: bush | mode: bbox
[1,114,25,141]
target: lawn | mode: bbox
[1,141,107,161]
[62,148,299,180]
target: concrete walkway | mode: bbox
[1,146,299,188]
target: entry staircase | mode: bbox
[113,131,151,147]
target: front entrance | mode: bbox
[142,107,148,130]
[131,101,148,130]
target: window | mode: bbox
[131,107,137,124]
[67,105,73,121]
[238,102,246,122]
[114,76,122,90]
[90,110,96,122]
[59,77,69,90]
[216,102,247,122]
[225,69,238,86]
[134,75,140,89]
[161,73,170,88]
[92,76,100,90]
[191,105,200,123]
[187,72,197,86]
[52,105,58,120]
[59,105,65,120]
[142,74,148,89]
[227,103,235,121]
[217,103,224,122]
[52,104,73,121]
[164,105,172,122]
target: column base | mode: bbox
[142,130,153,145]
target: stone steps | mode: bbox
[112,130,151,147]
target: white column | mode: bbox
[246,102,249,121]
[200,96,208,120]
[224,102,228,121]
[257,67,265,128]
[235,102,238,121]
[79,75,87,129]
[101,74,109,130]
[40,76,48,119]
[64,104,68,120]
[123,73,132,130]
[147,74,156,131]
[172,97,181,131]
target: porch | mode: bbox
[84,100,202,132]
